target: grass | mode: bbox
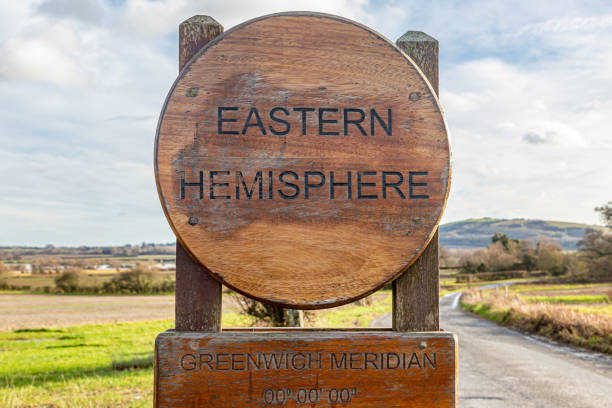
[311,292,392,327]
[570,305,612,317]
[461,290,612,354]
[509,282,609,294]
[0,313,255,407]
[439,276,536,295]
[0,293,396,407]
[3,272,175,295]
[6,274,604,407]
[4,274,113,291]
[2,369,152,408]
[526,295,610,304]
[0,320,166,407]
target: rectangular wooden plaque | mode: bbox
[155,329,457,407]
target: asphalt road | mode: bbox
[372,292,612,407]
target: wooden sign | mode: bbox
[155,12,451,308]
[155,330,457,407]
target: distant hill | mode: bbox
[439,218,603,250]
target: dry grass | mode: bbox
[461,290,612,354]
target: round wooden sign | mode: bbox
[155,12,450,308]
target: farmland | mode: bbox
[1,295,174,331]
[0,244,175,289]
[1,238,610,407]
[1,245,177,296]
[0,292,393,407]
[1,320,170,408]
[2,277,611,407]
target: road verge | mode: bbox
[461,290,612,354]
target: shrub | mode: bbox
[578,229,612,280]
[458,234,579,277]
[102,269,153,294]
[459,260,487,274]
[101,269,175,294]
[54,271,80,293]
[536,239,567,276]
[236,296,301,327]
[0,263,8,290]
[459,240,523,273]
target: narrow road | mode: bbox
[372,292,612,407]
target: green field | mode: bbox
[570,304,612,317]
[314,293,391,327]
[508,282,609,293]
[0,312,254,408]
[4,274,113,290]
[3,272,610,407]
[1,321,164,407]
[526,294,610,304]
[0,293,395,407]
[2,271,175,294]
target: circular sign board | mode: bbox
[155,12,450,309]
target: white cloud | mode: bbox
[36,0,108,23]
[0,23,87,86]
[522,122,584,147]
[442,91,481,113]
[517,14,612,36]
[117,0,373,38]
[438,5,612,226]
[0,3,30,39]
[1,0,612,245]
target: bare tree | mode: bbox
[576,202,612,280]
[595,202,612,228]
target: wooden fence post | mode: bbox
[393,31,440,332]
[174,16,223,332]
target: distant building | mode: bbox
[155,263,176,270]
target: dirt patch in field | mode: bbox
[0,294,239,331]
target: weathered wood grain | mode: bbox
[393,229,440,331]
[156,12,451,308]
[393,32,442,331]
[396,31,439,95]
[179,15,223,71]
[155,330,457,407]
[175,240,222,331]
[174,15,223,331]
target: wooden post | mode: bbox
[179,15,223,71]
[396,31,439,95]
[393,31,440,332]
[175,16,223,332]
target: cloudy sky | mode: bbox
[1,0,611,246]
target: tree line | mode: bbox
[446,202,612,281]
